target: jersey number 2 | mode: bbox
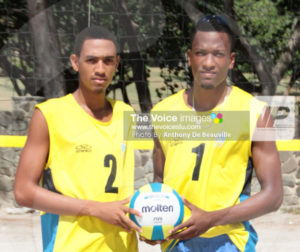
[104,154,118,193]
[192,143,205,181]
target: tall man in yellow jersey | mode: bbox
[151,15,283,252]
[14,26,142,252]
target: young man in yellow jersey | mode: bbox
[150,15,283,251]
[14,26,142,252]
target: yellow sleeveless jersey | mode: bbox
[36,94,138,252]
[151,86,266,252]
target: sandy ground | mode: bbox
[0,209,300,252]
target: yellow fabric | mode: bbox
[2,136,299,151]
[151,86,266,252]
[36,94,137,252]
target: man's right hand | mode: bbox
[89,197,143,233]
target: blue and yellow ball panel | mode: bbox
[130,183,184,240]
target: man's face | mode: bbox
[70,39,119,93]
[188,31,235,89]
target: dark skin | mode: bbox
[14,38,142,234]
[143,31,283,244]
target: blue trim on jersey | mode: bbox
[150,182,162,192]
[151,225,164,240]
[166,239,178,252]
[129,190,141,227]
[239,194,258,252]
[173,189,184,226]
[41,213,59,252]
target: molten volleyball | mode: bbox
[129,183,184,240]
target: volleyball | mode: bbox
[129,183,184,240]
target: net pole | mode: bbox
[88,0,91,27]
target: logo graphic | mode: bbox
[141,204,174,213]
[121,143,126,153]
[75,144,92,153]
[211,113,223,124]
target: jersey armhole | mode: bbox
[34,105,52,171]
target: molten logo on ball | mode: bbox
[142,204,173,213]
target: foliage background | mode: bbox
[0,0,299,112]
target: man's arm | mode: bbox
[153,136,165,183]
[169,108,283,240]
[14,109,141,233]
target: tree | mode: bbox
[233,0,299,94]
[0,0,155,111]
[272,17,300,90]
[113,0,152,112]
[151,0,299,95]
[0,0,30,96]
[27,0,65,97]
[0,0,299,109]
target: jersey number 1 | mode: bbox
[104,154,118,193]
[192,143,205,181]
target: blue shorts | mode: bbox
[170,234,240,252]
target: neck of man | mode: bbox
[73,86,113,122]
[187,81,230,112]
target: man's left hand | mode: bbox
[167,197,214,240]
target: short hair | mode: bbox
[74,26,119,55]
[191,14,236,52]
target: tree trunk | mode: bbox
[222,0,276,94]
[180,0,203,24]
[238,36,275,95]
[272,17,300,88]
[27,0,65,98]
[224,0,234,17]
[229,68,262,93]
[115,0,152,112]
[223,0,260,93]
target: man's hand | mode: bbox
[139,235,164,245]
[91,197,143,233]
[167,197,213,240]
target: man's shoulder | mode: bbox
[37,94,72,108]
[152,89,185,111]
[35,94,72,113]
[108,98,134,113]
[231,86,265,108]
[232,86,254,100]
